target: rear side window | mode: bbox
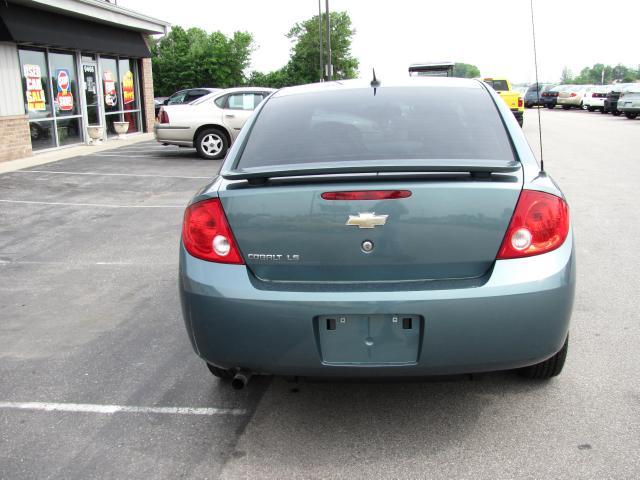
[237,86,514,168]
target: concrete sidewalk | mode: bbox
[0,133,155,174]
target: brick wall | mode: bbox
[140,57,155,133]
[0,115,32,162]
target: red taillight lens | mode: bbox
[570,92,577,97]
[518,98,523,108]
[182,199,244,264]
[159,109,170,124]
[321,190,412,200]
[497,190,569,259]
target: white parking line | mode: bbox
[0,401,247,416]
[14,170,210,180]
[0,199,183,208]
[0,260,174,266]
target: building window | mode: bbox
[18,47,83,151]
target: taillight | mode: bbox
[518,98,523,108]
[497,190,569,259]
[159,108,170,124]
[321,190,412,200]
[182,199,244,264]
[570,92,577,97]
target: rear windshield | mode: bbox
[484,80,509,91]
[237,87,514,168]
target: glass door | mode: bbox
[82,62,100,126]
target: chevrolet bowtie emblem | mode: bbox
[345,212,389,229]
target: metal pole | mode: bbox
[325,0,332,81]
[318,0,324,82]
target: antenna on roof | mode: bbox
[530,0,545,174]
[371,68,380,96]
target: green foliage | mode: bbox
[560,63,640,85]
[249,11,359,88]
[452,63,480,78]
[150,26,254,96]
[560,66,573,84]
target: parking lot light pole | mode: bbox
[325,0,332,81]
[318,0,324,82]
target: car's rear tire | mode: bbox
[206,363,234,379]
[625,112,638,119]
[195,128,228,160]
[587,106,595,112]
[546,104,554,109]
[518,336,568,379]
[612,111,621,117]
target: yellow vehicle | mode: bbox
[483,78,524,127]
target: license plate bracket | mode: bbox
[316,314,422,365]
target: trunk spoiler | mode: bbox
[221,159,521,183]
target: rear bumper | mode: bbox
[557,98,581,106]
[179,233,575,377]
[154,125,194,147]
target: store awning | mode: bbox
[0,3,151,57]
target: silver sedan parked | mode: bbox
[155,87,275,159]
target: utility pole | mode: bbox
[325,0,332,81]
[318,0,324,82]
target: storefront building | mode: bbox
[0,0,169,161]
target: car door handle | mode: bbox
[225,114,235,118]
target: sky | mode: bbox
[120,0,639,84]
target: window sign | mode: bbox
[24,64,46,111]
[122,70,135,104]
[55,69,74,111]
[103,70,118,107]
[83,65,97,95]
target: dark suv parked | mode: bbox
[524,83,552,108]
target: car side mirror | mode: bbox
[163,99,169,105]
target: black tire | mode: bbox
[195,128,229,160]
[518,336,568,379]
[612,111,621,117]
[625,112,638,119]
[545,104,554,109]
[587,106,595,112]
[206,363,234,379]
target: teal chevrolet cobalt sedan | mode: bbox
[179,77,575,389]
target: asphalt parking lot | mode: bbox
[1,111,639,479]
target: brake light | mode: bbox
[518,98,523,108]
[159,108,170,124]
[497,190,569,259]
[182,199,244,264]
[321,190,412,200]
[570,92,577,97]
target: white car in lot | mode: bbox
[155,87,275,159]
[557,85,592,109]
[583,85,611,112]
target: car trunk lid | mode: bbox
[218,173,522,283]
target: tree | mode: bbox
[560,66,573,84]
[568,63,639,85]
[248,11,359,87]
[151,26,254,96]
[452,63,480,78]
